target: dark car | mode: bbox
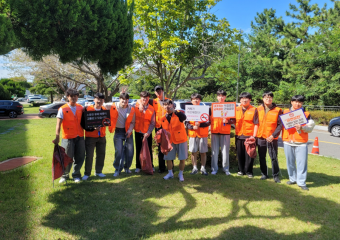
[0,100,24,118]
[38,102,65,118]
[328,116,340,137]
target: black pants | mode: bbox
[257,138,280,177]
[155,127,173,171]
[236,137,254,175]
[135,132,154,169]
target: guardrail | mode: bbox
[276,104,340,111]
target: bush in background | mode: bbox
[0,84,11,100]
[308,110,340,125]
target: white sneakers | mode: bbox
[82,175,89,181]
[113,171,120,177]
[74,178,81,183]
[225,171,231,176]
[178,174,184,182]
[163,172,174,180]
[95,173,106,177]
[125,169,132,174]
[135,168,141,173]
[211,171,217,175]
[59,178,66,184]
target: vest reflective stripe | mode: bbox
[235,105,256,136]
[109,104,135,133]
[161,111,187,144]
[134,104,155,133]
[188,121,209,138]
[282,109,310,143]
[85,105,107,138]
[61,104,84,139]
[211,117,232,134]
[153,98,169,128]
[257,106,281,139]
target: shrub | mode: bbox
[0,84,11,100]
[307,110,340,125]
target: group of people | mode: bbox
[52,86,315,191]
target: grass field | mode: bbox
[23,105,40,114]
[0,118,340,239]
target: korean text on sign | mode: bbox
[185,105,210,122]
[279,108,308,130]
[211,102,236,118]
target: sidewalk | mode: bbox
[314,125,328,132]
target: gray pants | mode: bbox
[211,134,230,172]
[61,136,85,179]
[84,136,106,176]
[113,128,134,172]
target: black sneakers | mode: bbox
[274,176,281,183]
[260,174,268,180]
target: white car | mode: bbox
[27,96,48,103]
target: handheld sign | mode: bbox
[185,105,210,122]
[84,110,111,129]
[211,102,236,118]
[280,108,308,130]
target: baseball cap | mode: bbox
[154,85,164,91]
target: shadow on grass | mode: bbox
[0,120,30,240]
[42,170,340,239]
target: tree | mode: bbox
[8,0,134,77]
[133,0,238,98]
[0,78,25,97]
[0,83,11,99]
[29,79,63,103]
[0,0,16,55]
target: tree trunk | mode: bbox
[50,92,53,103]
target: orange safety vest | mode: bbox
[109,104,135,133]
[61,103,84,139]
[161,111,187,144]
[188,121,209,138]
[235,105,256,136]
[211,117,232,134]
[153,97,170,128]
[282,109,310,143]
[85,105,107,138]
[134,103,155,134]
[257,105,281,139]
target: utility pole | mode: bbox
[236,29,242,103]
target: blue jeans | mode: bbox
[283,143,308,187]
[113,128,134,172]
[61,136,85,179]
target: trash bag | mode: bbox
[244,137,257,158]
[140,140,154,175]
[52,144,73,181]
[154,129,173,155]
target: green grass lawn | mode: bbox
[23,105,40,114]
[0,119,340,239]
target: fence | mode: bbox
[276,104,340,112]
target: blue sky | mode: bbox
[0,0,334,79]
[214,0,332,33]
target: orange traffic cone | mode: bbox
[311,137,319,155]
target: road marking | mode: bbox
[309,139,340,145]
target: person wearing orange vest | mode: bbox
[257,92,283,183]
[145,85,173,173]
[134,91,156,173]
[109,93,136,177]
[52,88,85,183]
[185,93,210,176]
[80,93,107,181]
[282,95,315,191]
[161,99,188,182]
[235,92,259,178]
[210,89,236,175]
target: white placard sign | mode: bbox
[211,102,236,118]
[185,105,210,122]
[279,108,308,130]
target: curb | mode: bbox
[314,125,328,131]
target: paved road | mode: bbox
[0,114,40,120]
[278,129,340,159]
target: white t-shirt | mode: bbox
[57,104,81,119]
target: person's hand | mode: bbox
[295,124,302,131]
[195,122,200,127]
[223,118,229,123]
[52,135,60,144]
[249,136,255,140]
[138,104,144,113]
[126,131,132,138]
[143,133,149,141]
[193,126,198,130]
[121,87,128,93]
[266,135,274,143]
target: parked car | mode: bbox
[328,116,340,137]
[16,97,26,102]
[77,99,94,107]
[27,96,48,104]
[38,102,65,118]
[0,100,24,118]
